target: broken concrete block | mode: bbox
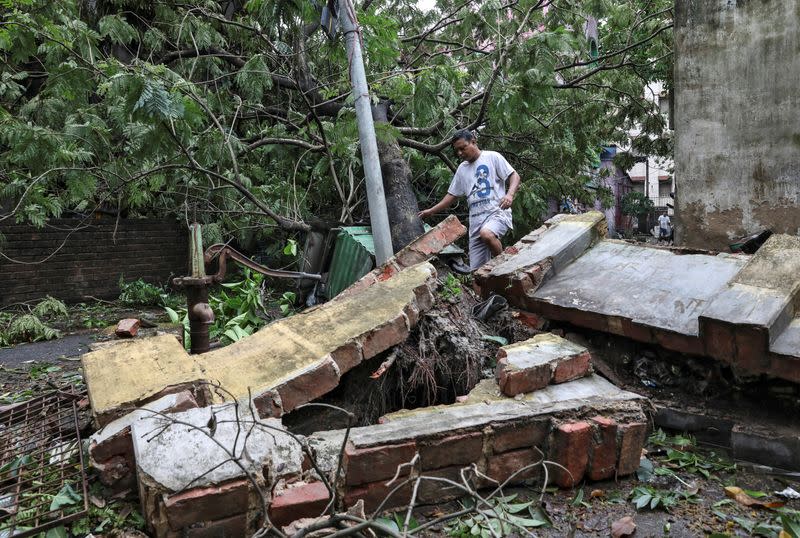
[89,391,199,489]
[116,318,141,338]
[495,334,593,396]
[132,403,302,538]
[474,212,606,302]
[83,262,438,425]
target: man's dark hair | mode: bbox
[451,129,475,144]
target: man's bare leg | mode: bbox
[479,227,503,256]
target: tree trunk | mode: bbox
[373,101,425,252]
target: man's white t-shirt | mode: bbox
[447,150,515,234]
[658,214,671,230]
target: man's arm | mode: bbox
[499,171,521,210]
[418,193,458,219]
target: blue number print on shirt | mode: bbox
[473,164,491,198]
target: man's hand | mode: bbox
[418,208,432,218]
[499,194,514,210]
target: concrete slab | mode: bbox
[531,241,745,336]
[83,262,437,424]
[771,318,800,356]
[488,212,605,277]
[131,403,301,492]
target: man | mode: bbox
[658,211,671,243]
[418,130,521,271]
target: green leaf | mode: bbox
[50,484,81,511]
[283,238,298,256]
[45,527,68,538]
[481,335,508,346]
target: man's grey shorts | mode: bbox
[469,213,511,271]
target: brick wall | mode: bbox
[0,218,188,305]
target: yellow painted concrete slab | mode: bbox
[82,263,436,422]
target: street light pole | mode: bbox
[338,0,394,264]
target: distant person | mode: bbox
[418,130,521,271]
[658,211,671,243]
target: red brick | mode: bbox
[330,342,363,373]
[552,351,592,384]
[344,479,413,513]
[551,422,591,488]
[269,482,331,528]
[115,318,140,337]
[252,389,283,419]
[419,431,484,470]
[617,422,648,476]
[492,420,548,453]
[484,448,540,485]
[588,416,618,481]
[344,441,417,486]
[417,465,469,504]
[511,310,546,330]
[403,215,466,258]
[621,318,655,344]
[274,357,340,413]
[376,262,402,281]
[654,330,704,356]
[701,319,735,363]
[164,479,249,530]
[93,455,132,487]
[563,309,608,332]
[185,514,248,537]
[769,355,800,384]
[361,314,410,359]
[734,328,770,374]
[507,274,534,307]
[496,357,551,396]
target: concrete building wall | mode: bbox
[674,0,800,249]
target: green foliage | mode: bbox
[648,429,736,479]
[209,269,268,345]
[620,191,655,216]
[445,494,552,537]
[32,296,69,319]
[0,0,672,246]
[118,277,165,307]
[3,314,60,344]
[439,273,462,300]
[629,485,698,512]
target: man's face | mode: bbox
[453,138,480,163]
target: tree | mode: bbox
[0,0,673,252]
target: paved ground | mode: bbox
[0,333,93,366]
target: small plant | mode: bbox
[277,291,296,316]
[445,494,551,537]
[32,296,69,318]
[629,485,698,512]
[4,314,60,344]
[439,273,462,300]
[118,277,165,306]
[648,429,735,479]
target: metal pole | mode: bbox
[338,0,394,263]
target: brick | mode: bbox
[654,330,705,356]
[418,465,469,504]
[511,310,546,330]
[419,431,484,470]
[617,422,648,476]
[492,420,548,453]
[361,314,410,359]
[496,357,551,396]
[588,416,618,481]
[734,328,770,374]
[252,389,283,419]
[621,318,655,344]
[403,215,466,259]
[164,479,249,530]
[185,514,248,538]
[552,351,592,384]
[550,422,591,488]
[330,342,363,373]
[269,482,331,528]
[344,480,413,513]
[344,441,417,486]
[115,318,141,337]
[701,320,736,363]
[93,455,132,487]
[273,357,340,413]
[484,448,540,485]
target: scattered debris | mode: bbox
[115,319,141,338]
[611,515,636,537]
